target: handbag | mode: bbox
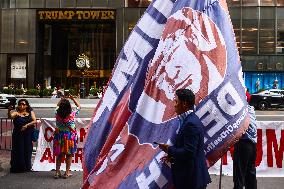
[32,127,39,142]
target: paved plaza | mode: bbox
[1,151,284,189]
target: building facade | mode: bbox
[0,0,284,94]
[0,0,149,92]
[229,0,284,93]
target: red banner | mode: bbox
[209,121,284,177]
[32,118,90,171]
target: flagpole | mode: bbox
[218,157,223,189]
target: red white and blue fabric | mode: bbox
[83,0,249,188]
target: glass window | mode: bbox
[43,22,116,91]
[242,20,258,54]
[229,7,241,19]
[260,0,276,6]
[232,20,241,51]
[0,11,1,52]
[259,8,275,54]
[60,0,76,7]
[227,0,241,6]
[1,10,14,53]
[116,9,124,51]
[124,8,141,38]
[109,0,124,7]
[242,7,259,20]
[76,0,92,7]
[27,54,35,88]
[28,10,36,52]
[92,0,107,7]
[277,0,284,6]
[126,0,151,7]
[15,9,29,52]
[30,0,45,8]
[1,0,16,8]
[241,7,258,54]
[260,7,275,19]
[0,54,8,84]
[259,20,275,54]
[242,0,259,6]
[16,0,29,8]
[46,0,59,8]
[277,8,284,54]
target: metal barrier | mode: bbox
[0,118,40,151]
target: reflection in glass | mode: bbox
[259,19,275,54]
[128,23,135,33]
[15,9,29,52]
[76,0,92,7]
[232,20,241,50]
[243,0,259,6]
[227,0,241,6]
[260,0,276,6]
[30,0,45,8]
[28,10,36,52]
[61,0,76,7]
[16,0,29,8]
[242,20,258,54]
[126,0,152,7]
[277,8,284,54]
[109,0,123,7]
[1,10,14,52]
[92,0,107,7]
[43,22,116,91]
[46,0,59,8]
[1,0,16,8]
[277,0,284,6]
[277,19,284,54]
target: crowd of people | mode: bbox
[6,88,257,188]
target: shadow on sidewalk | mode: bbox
[0,150,83,189]
[0,171,83,189]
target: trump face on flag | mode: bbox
[83,0,249,189]
[143,6,227,122]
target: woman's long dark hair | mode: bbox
[16,99,32,113]
[57,98,72,119]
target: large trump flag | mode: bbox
[83,0,250,188]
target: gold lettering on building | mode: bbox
[38,10,115,20]
[90,11,100,19]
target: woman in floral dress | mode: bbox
[53,95,80,178]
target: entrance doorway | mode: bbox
[38,20,116,96]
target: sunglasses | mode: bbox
[19,103,27,106]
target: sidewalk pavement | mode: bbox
[1,149,284,189]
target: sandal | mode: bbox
[53,172,61,179]
[62,173,72,179]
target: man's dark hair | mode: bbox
[176,89,195,110]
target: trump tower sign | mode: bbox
[82,0,249,189]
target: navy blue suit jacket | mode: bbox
[168,112,211,189]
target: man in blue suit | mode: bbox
[158,89,211,189]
